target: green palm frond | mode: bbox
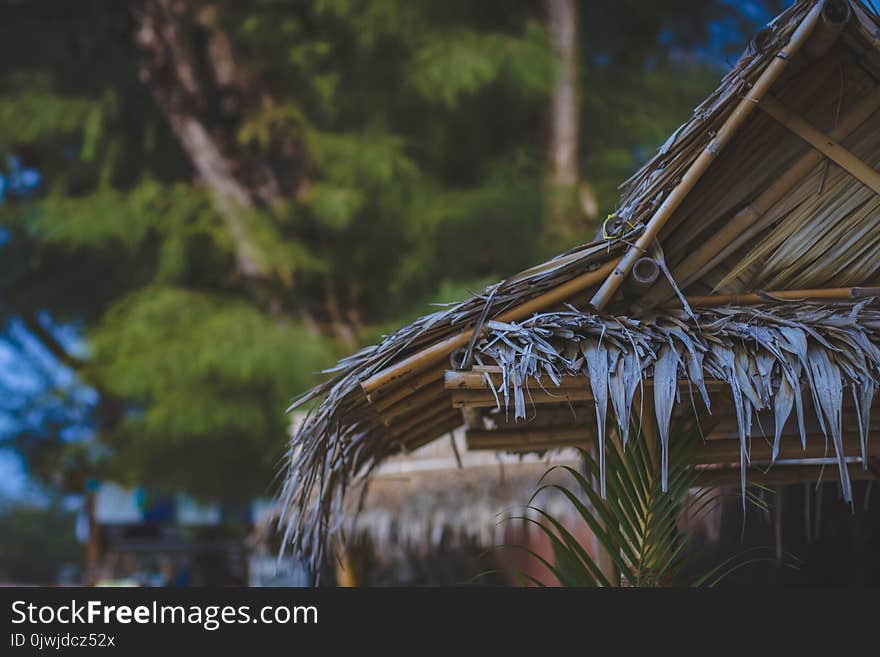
[506,421,765,587]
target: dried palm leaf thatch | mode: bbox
[716,115,880,292]
[475,301,880,507]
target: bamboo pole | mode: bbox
[758,94,880,195]
[445,370,591,391]
[467,426,589,450]
[695,461,876,487]
[694,436,872,464]
[445,370,728,394]
[401,416,463,453]
[451,388,595,408]
[589,0,827,311]
[641,84,880,309]
[369,364,448,412]
[680,285,880,307]
[387,403,458,437]
[379,380,447,423]
[361,258,619,395]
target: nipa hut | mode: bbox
[279,0,880,570]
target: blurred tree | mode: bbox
[0,0,780,502]
[0,500,81,584]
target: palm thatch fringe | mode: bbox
[477,301,880,507]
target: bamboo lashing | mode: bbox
[641,83,880,308]
[360,258,619,396]
[758,94,880,194]
[589,0,827,311]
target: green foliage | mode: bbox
[408,24,553,108]
[512,425,762,587]
[87,287,332,499]
[0,92,107,153]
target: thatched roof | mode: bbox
[347,432,583,554]
[278,1,880,568]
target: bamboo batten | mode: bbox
[465,428,872,461]
[445,370,729,409]
[589,0,827,311]
[379,381,447,424]
[400,415,462,453]
[387,403,457,437]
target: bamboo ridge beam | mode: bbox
[360,258,619,396]
[589,0,827,311]
[641,83,880,308]
[758,94,880,195]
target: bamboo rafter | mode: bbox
[759,94,880,194]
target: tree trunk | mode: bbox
[544,0,590,247]
[131,0,306,280]
[131,1,358,342]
